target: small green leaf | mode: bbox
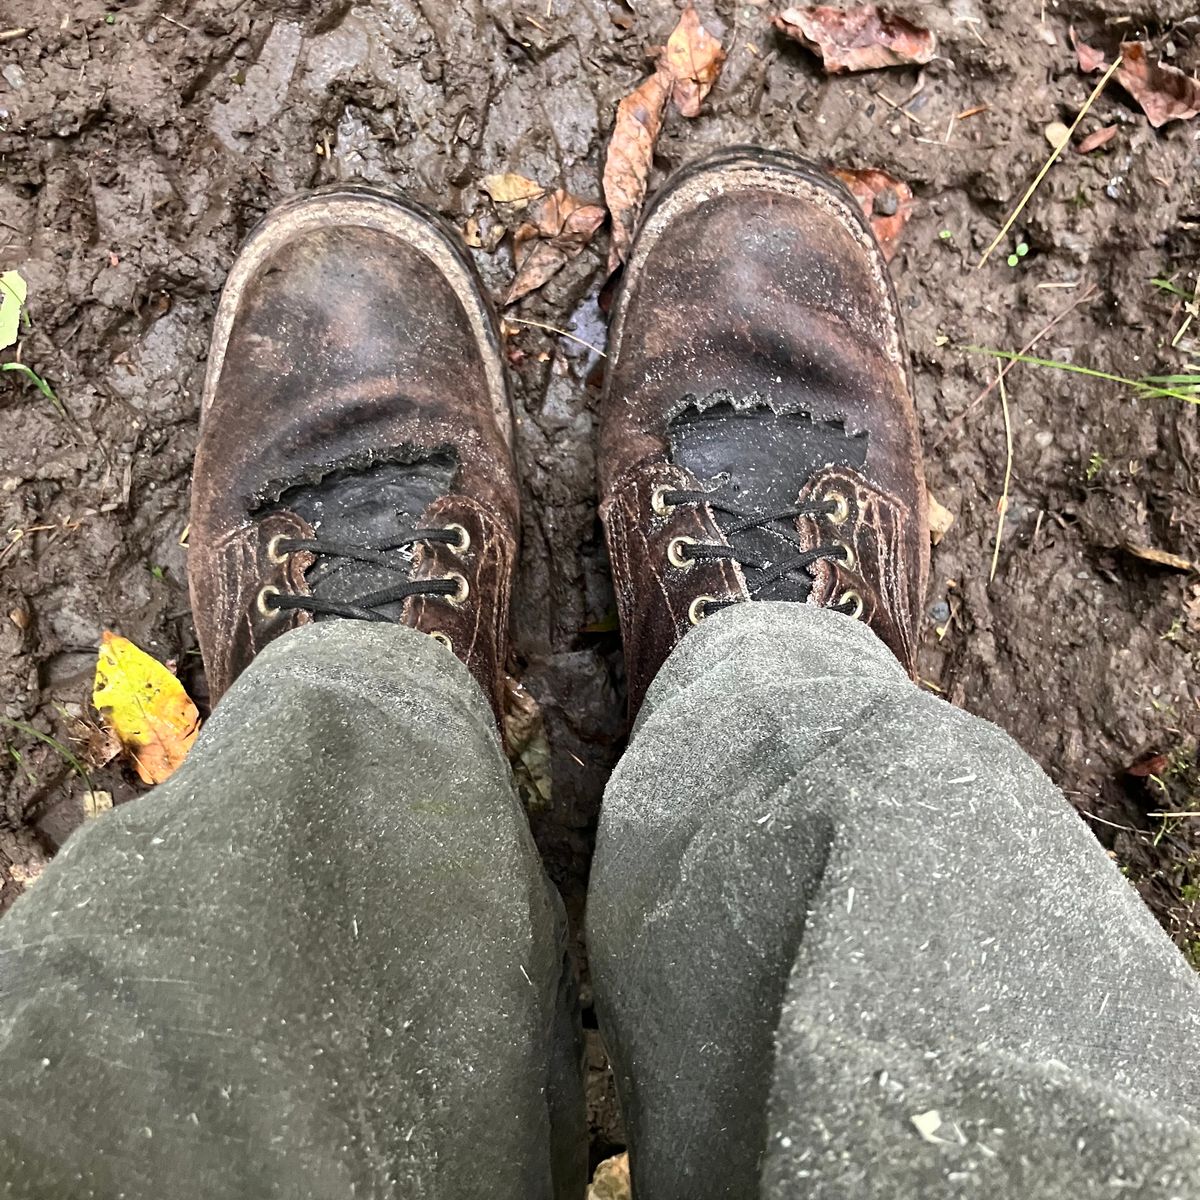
[1016,242,1029,257]
[938,229,953,240]
[0,270,27,351]
[149,564,166,581]
[1007,253,1019,267]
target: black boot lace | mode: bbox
[658,487,859,622]
[260,525,468,622]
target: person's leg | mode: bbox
[588,602,1200,1198]
[0,620,585,1199]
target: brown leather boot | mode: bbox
[598,147,928,715]
[188,186,519,725]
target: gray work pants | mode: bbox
[1,605,1198,1198]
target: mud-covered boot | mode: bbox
[598,147,928,716]
[188,186,519,725]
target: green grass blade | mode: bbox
[0,716,92,790]
[1,361,69,420]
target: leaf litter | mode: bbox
[829,167,913,261]
[505,188,606,305]
[772,5,935,74]
[1069,33,1200,128]
[92,631,200,785]
[603,5,726,272]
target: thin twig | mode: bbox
[978,56,1122,267]
[158,13,196,32]
[507,317,607,358]
[872,89,927,130]
[989,364,1013,584]
[934,284,1098,447]
[0,27,30,41]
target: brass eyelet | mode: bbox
[838,589,864,620]
[837,542,856,571]
[445,572,470,606]
[825,490,851,526]
[667,536,697,569]
[430,631,454,652]
[266,534,291,565]
[651,483,676,517]
[689,595,716,625]
[256,585,282,616]
[443,523,471,555]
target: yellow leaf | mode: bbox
[481,172,545,204]
[92,631,200,785]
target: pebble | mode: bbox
[1043,121,1070,150]
[930,600,951,623]
[873,188,899,217]
[2,64,26,90]
[1034,431,1054,449]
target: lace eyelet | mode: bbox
[838,542,856,571]
[443,523,471,555]
[256,585,282,616]
[689,595,716,625]
[667,536,697,569]
[651,484,677,517]
[429,631,454,651]
[444,572,470,606]
[837,589,864,620]
[825,490,851,526]
[266,534,291,564]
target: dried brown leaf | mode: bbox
[1069,26,1107,74]
[662,5,727,117]
[926,489,955,545]
[603,69,670,272]
[773,5,935,74]
[505,189,606,304]
[829,166,913,261]
[481,172,545,204]
[1117,42,1200,129]
[1075,123,1118,153]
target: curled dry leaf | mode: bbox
[1117,42,1200,129]
[1076,124,1118,153]
[926,489,955,545]
[1069,26,1107,74]
[481,172,545,204]
[586,1153,631,1200]
[93,631,200,785]
[603,6,726,271]
[773,5,935,74]
[506,188,606,304]
[1122,542,1197,573]
[662,5,727,117]
[829,166,913,261]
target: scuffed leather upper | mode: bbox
[189,190,518,722]
[598,150,928,715]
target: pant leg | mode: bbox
[0,622,586,1200]
[587,602,1200,1200]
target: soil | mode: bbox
[2,0,1198,1164]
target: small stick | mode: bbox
[873,89,927,130]
[933,284,1098,446]
[956,103,989,120]
[0,27,29,40]
[989,364,1013,584]
[507,316,607,358]
[158,13,196,33]
[978,56,1122,268]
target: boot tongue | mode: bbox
[667,403,867,602]
[272,453,457,621]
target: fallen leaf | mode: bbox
[829,167,913,261]
[83,789,113,820]
[1117,42,1200,128]
[926,489,955,545]
[503,677,552,809]
[481,172,545,204]
[773,6,935,74]
[506,188,607,304]
[1069,26,1107,73]
[604,70,671,272]
[661,5,727,117]
[603,6,727,271]
[1076,124,1118,153]
[92,631,200,785]
[1126,752,1168,778]
[462,217,483,248]
[1122,542,1197,573]
[0,269,27,351]
[587,1152,631,1200]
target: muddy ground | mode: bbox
[2,0,1199,1163]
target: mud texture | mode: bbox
[2,0,1199,1161]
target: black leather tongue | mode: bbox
[271,453,457,621]
[667,403,867,602]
